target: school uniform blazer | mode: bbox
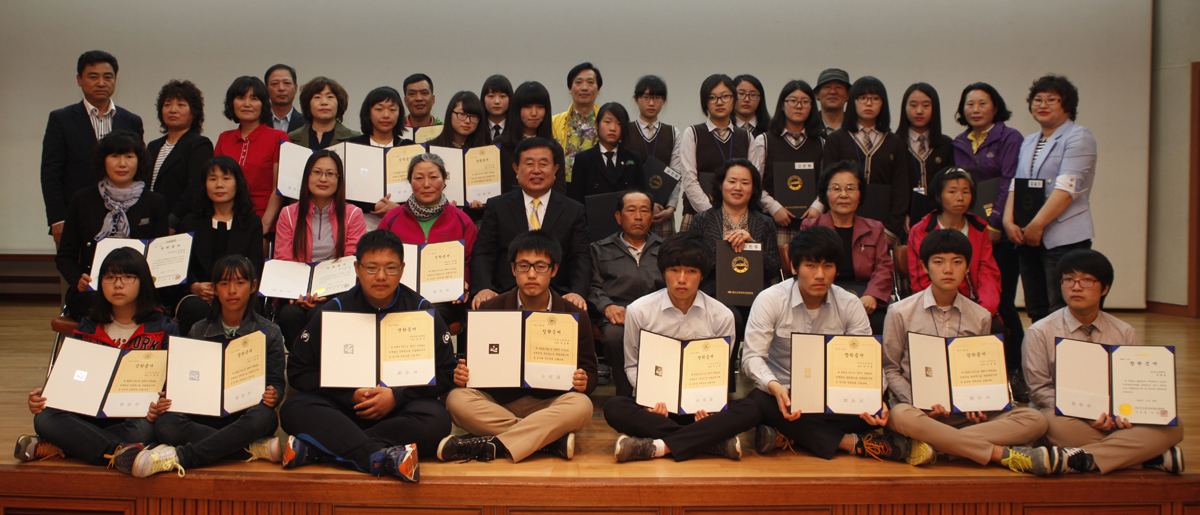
[823,128,910,240]
[41,101,144,225]
[565,146,645,205]
[902,133,954,192]
[800,212,894,304]
[55,188,169,288]
[179,211,265,285]
[1014,119,1096,249]
[470,189,591,299]
[147,130,215,229]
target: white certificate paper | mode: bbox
[145,233,192,287]
[522,312,578,391]
[678,337,729,415]
[341,142,386,204]
[1055,338,1112,420]
[399,244,419,293]
[1110,345,1176,425]
[278,141,312,199]
[310,257,358,297]
[88,238,145,290]
[43,338,120,417]
[418,241,465,303]
[320,312,378,388]
[258,260,312,299]
[427,145,466,206]
[378,311,437,387]
[787,333,826,415]
[465,311,524,388]
[634,331,683,413]
[166,336,224,417]
[908,332,951,411]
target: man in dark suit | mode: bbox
[265,64,305,133]
[471,137,591,310]
[41,50,144,243]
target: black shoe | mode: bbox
[1052,446,1093,474]
[703,436,741,460]
[754,425,795,455]
[538,433,575,460]
[1010,369,1031,404]
[855,430,910,462]
[436,434,498,463]
[614,435,656,463]
[1144,446,1185,474]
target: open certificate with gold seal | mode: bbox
[634,330,729,414]
[320,311,437,389]
[523,311,579,391]
[788,334,883,416]
[1055,339,1177,426]
[88,234,194,290]
[908,333,1009,412]
[464,145,502,203]
[165,332,266,417]
[43,338,167,418]
[398,241,466,303]
[462,310,579,391]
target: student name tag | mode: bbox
[795,162,815,170]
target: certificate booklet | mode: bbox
[463,310,580,391]
[715,242,763,307]
[788,334,884,416]
[165,332,266,417]
[465,145,503,204]
[854,184,891,224]
[319,310,438,388]
[89,234,193,289]
[412,125,444,144]
[384,144,427,201]
[43,338,167,418]
[643,156,680,208]
[634,330,730,414]
[426,145,467,206]
[258,257,358,300]
[1055,339,1177,425]
[971,178,1002,220]
[398,241,466,303]
[278,141,417,204]
[772,162,817,213]
[908,333,1010,413]
[1012,178,1046,227]
[585,191,625,243]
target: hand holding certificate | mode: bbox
[463,310,581,391]
[43,338,167,418]
[166,332,267,416]
[259,257,357,300]
[319,311,438,388]
[1055,339,1177,425]
[89,234,193,289]
[635,330,730,414]
[789,334,883,416]
[908,333,1009,413]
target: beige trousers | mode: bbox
[1039,408,1183,474]
[888,403,1048,465]
[445,388,592,462]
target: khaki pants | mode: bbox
[1040,408,1183,474]
[445,389,592,462]
[888,403,1048,465]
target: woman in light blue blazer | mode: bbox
[1002,75,1096,323]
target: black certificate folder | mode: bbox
[643,156,680,208]
[1012,178,1046,227]
[715,242,763,306]
[772,163,817,212]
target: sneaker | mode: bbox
[1144,446,1185,474]
[539,433,575,460]
[614,435,656,463]
[370,443,418,482]
[245,436,283,463]
[855,431,910,462]
[14,434,64,462]
[906,439,937,466]
[703,436,741,460]
[281,435,322,469]
[436,434,498,463]
[754,425,795,455]
[1054,446,1093,474]
[132,445,186,478]
[105,443,145,474]
[1001,446,1053,476]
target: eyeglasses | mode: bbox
[452,111,480,123]
[856,95,883,105]
[827,184,859,193]
[736,92,761,101]
[639,94,664,103]
[310,170,339,180]
[1031,97,1062,107]
[1060,277,1098,289]
[362,266,402,276]
[708,93,733,104]
[513,261,553,273]
[783,98,812,108]
[101,274,139,285]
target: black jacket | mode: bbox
[147,130,214,230]
[470,189,591,298]
[179,211,264,284]
[189,312,287,397]
[687,207,780,297]
[287,285,457,409]
[55,188,169,288]
[41,101,144,225]
[565,146,645,205]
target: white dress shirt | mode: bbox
[677,120,742,213]
[622,289,736,388]
[521,189,551,229]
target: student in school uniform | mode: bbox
[552,62,603,182]
[749,80,825,270]
[287,77,361,150]
[605,232,755,462]
[499,81,566,194]
[273,150,367,348]
[745,227,908,462]
[278,230,456,482]
[344,86,419,230]
[173,157,264,336]
[481,75,513,143]
[146,79,214,233]
[677,74,754,232]
[439,230,597,463]
[624,75,680,237]
[951,82,1027,400]
[427,91,494,222]
[732,74,771,138]
[566,102,645,205]
[134,255,285,477]
[213,76,290,234]
[56,130,169,320]
[17,248,176,471]
[895,82,954,287]
[883,229,1049,472]
[823,76,910,244]
[1021,249,1185,475]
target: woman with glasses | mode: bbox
[1003,74,1097,323]
[732,74,771,137]
[378,153,476,326]
[800,160,894,334]
[677,74,754,231]
[287,77,361,150]
[274,150,366,348]
[427,91,493,221]
[822,76,910,245]
[624,75,679,237]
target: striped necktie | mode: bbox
[529,198,542,230]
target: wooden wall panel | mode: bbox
[1024,506,1163,515]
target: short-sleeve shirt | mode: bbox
[214,125,290,216]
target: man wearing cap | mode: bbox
[814,68,851,139]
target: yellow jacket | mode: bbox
[551,103,600,145]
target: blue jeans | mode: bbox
[154,403,279,469]
[33,408,156,465]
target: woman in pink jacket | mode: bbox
[274,149,366,347]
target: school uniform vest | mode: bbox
[685,124,751,215]
[761,132,823,197]
[623,121,675,166]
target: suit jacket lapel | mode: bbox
[72,102,98,143]
[507,190,528,231]
[541,191,563,232]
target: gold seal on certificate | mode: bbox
[523,312,578,391]
[465,146,502,203]
[908,333,1009,412]
[824,336,883,415]
[379,311,437,387]
[223,331,267,413]
[1055,338,1177,426]
[412,125,444,144]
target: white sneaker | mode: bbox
[132,445,185,478]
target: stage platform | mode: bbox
[1,301,1197,514]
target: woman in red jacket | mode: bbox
[379,153,477,326]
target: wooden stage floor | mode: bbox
[0,300,1197,514]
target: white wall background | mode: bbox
[0,0,1151,308]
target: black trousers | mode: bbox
[602,395,760,461]
[747,388,874,460]
[155,403,278,469]
[279,392,451,472]
[1018,239,1092,323]
[277,301,327,351]
[598,321,633,398]
[993,240,1025,373]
